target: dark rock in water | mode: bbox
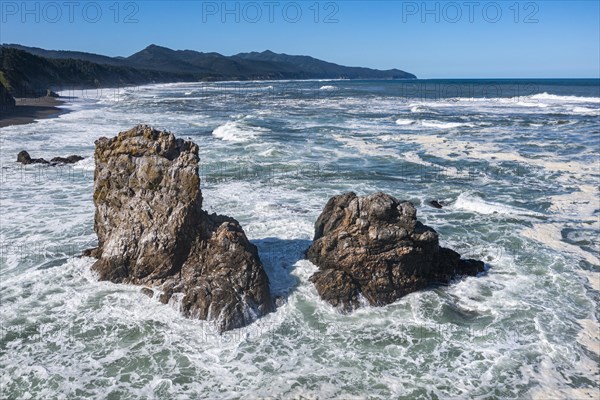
[429,200,444,209]
[17,151,84,165]
[306,192,484,311]
[141,287,154,298]
[88,125,272,332]
[17,150,49,165]
[46,89,59,98]
[50,155,84,164]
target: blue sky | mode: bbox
[1,0,599,78]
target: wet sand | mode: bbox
[0,97,69,128]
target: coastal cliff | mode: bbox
[0,80,15,107]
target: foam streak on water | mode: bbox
[1,79,599,399]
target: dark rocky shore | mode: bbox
[84,125,484,331]
[1,97,68,128]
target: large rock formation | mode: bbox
[307,192,484,311]
[86,125,272,332]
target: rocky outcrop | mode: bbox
[17,150,84,165]
[86,125,271,332]
[307,192,484,311]
[17,150,49,165]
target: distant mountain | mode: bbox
[129,45,416,79]
[0,44,416,96]
[125,45,312,79]
[235,50,414,79]
[0,47,193,97]
[3,44,129,67]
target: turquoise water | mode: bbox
[1,79,598,399]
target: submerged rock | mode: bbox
[429,200,444,209]
[17,150,84,165]
[306,192,484,311]
[87,125,272,332]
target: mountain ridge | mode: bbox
[0,44,416,96]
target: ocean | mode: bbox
[1,79,599,399]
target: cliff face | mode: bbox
[0,80,15,107]
[307,192,484,310]
[87,125,272,332]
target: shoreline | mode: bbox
[0,97,69,129]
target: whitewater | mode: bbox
[0,79,598,399]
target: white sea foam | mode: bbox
[453,192,544,218]
[319,85,337,91]
[530,92,600,103]
[421,120,474,129]
[410,105,434,113]
[394,118,475,130]
[521,185,600,266]
[402,151,470,179]
[332,134,398,158]
[395,118,415,125]
[571,106,599,115]
[404,93,599,118]
[212,121,269,142]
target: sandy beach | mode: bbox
[0,97,68,128]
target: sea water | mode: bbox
[0,79,598,399]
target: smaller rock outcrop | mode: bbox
[17,151,84,165]
[87,125,272,332]
[307,192,484,311]
[46,90,59,98]
[429,200,444,209]
[50,155,84,164]
[17,150,49,164]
